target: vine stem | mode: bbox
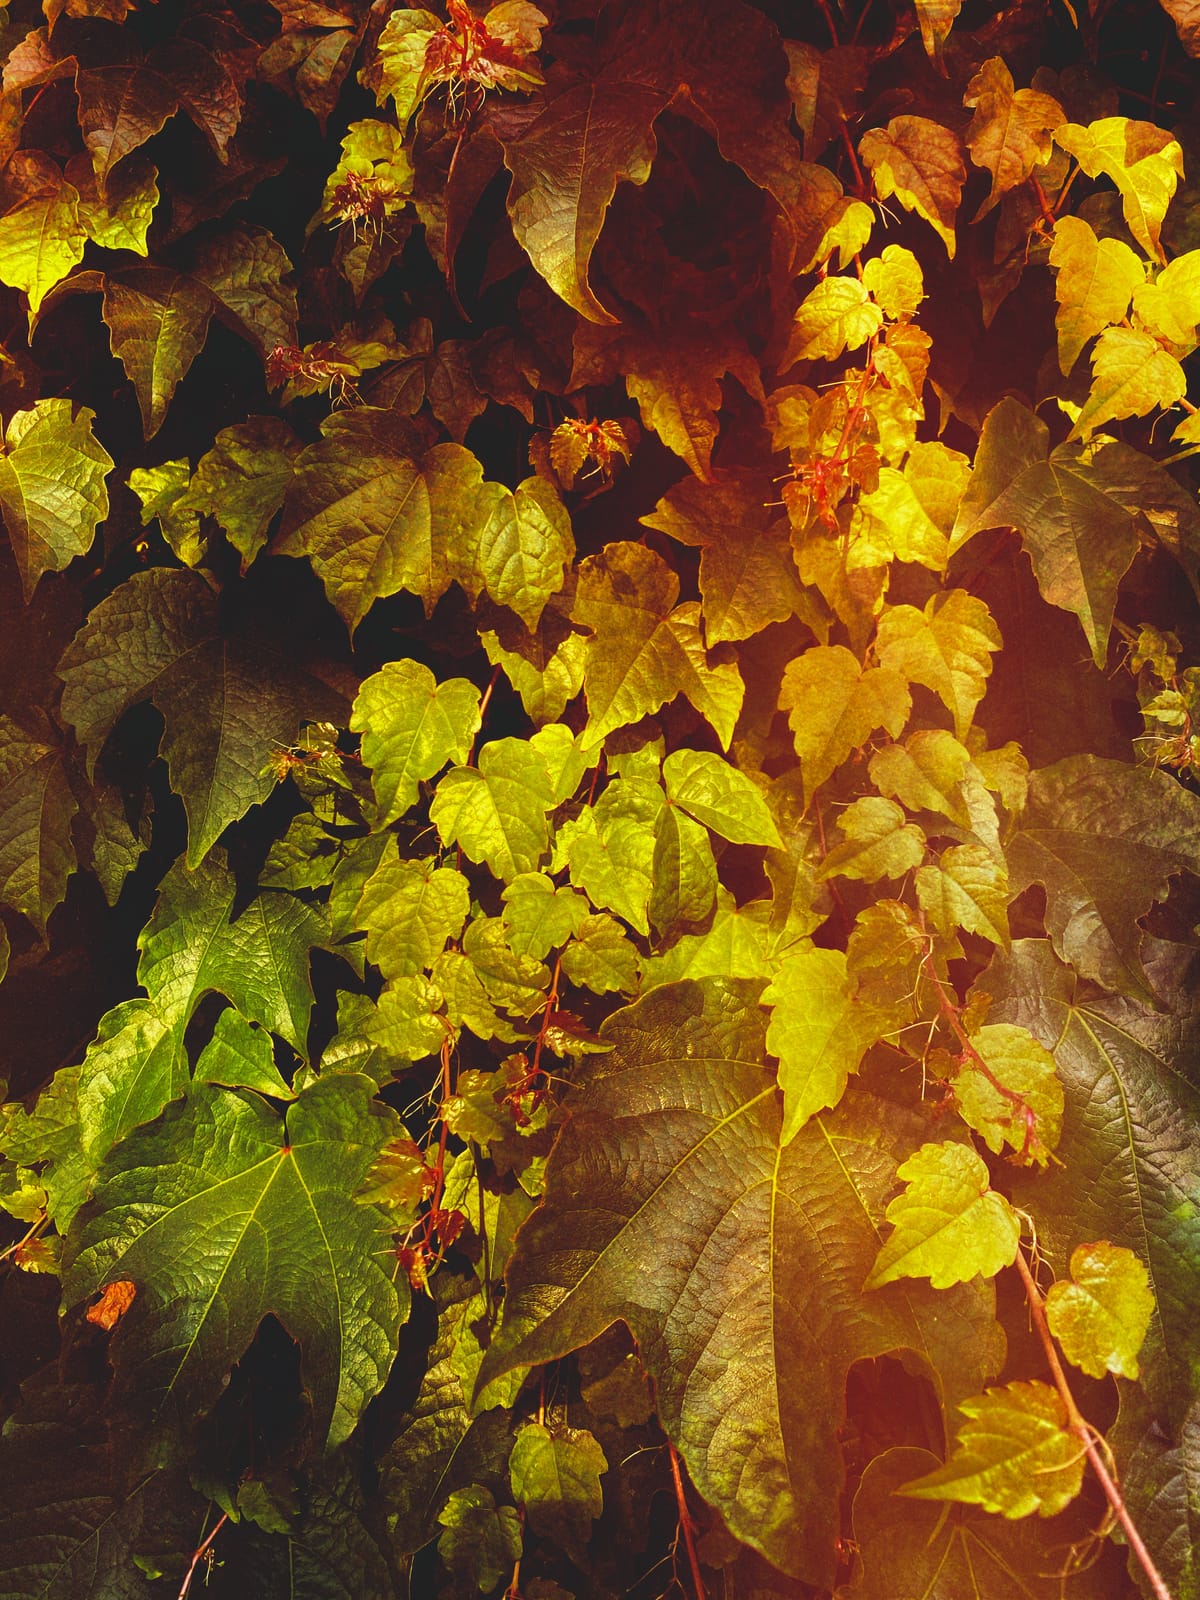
[666,1438,707,1600]
[177,1512,228,1600]
[1013,1249,1174,1600]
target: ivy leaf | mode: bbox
[1071,325,1188,439]
[75,59,179,190]
[508,1423,606,1563]
[501,874,589,960]
[1048,215,1145,375]
[661,749,781,847]
[864,1141,1021,1291]
[861,243,925,321]
[1054,116,1183,260]
[63,1075,406,1452]
[848,467,948,572]
[962,58,1063,217]
[987,938,1200,1424]
[131,458,203,566]
[0,716,76,935]
[0,399,112,600]
[431,750,552,882]
[1044,1241,1154,1380]
[784,276,883,365]
[1109,1388,1200,1600]
[68,151,158,255]
[559,913,639,995]
[913,0,963,60]
[779,644,910,798]
[193,1007,296,1100]
[1005,755,1200,999]
[76,997,178,1163]
[1132,247,1200,350]
[0,175,86,317]
[351,659,482,828]
[437,1484,523,1594]
[499,76,663,322]
[356,852,471,980]
[555,778,660,935]
[951,399,1137,666]
[858,116,966,256]
[954,1022,1062,1165]
[868,730,973,828]
[181,416,301,569]
[818,796,927,883]
[57,568,344,866]
[136,853,331,1057]
[188,223,298,358]
[470,475,574,631]
[478,979,1006,1587]
[573,542,744,751]
[101,268,214,439]
[648,805,717,936]
[480,593,587,725]
[900,1381,1083,1518]
[915,843,1010,948]
[764,946,881,1142]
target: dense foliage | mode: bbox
[0,0,1199,1593]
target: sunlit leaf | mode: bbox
[954,1021,1061,1164]
[1048,215,1145,375]
[963,58,1063,217]
[0,399,112,600]
[1054,116,1183,260]
[1045,1241,1154,1380]
[865,1141,1020,1291]
[352,659,481,828]
[859,116,965,256]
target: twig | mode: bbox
[667,1439,707,1600]
[1013,1249,1174,1600]
[177,1512,228,1600]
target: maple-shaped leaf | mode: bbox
[351,659,482,828]
[850,1444,1116,1600]
[849,469,948,574]
[861,243,924,321]
[573,542,744,750]
[193,1006,296,1101]
[99,267,214,439]
[661,749,781,847]
[0,715,76,935]
[868,729,973,828]
[1132,245,1200,351]
[75,56,179,190]
[1048,215,1145,375]
[356,851,471,980]
[640,470,805,647]
[900,1381,1083,1518]
[764,946,883,1141]
[478,978,1006,1586]
[864,1141,1021,1291]
[58,568,344,866]
[502,873,589,960]
[1071,325,1188,439]
[75,997,178,1163]
[1005,754,1200,999]
[480,587,588,725]
[559,912,639,994]
[780,643,910,798]
[432,729,583,882]
[955,1021,1061,1165]
[63,1074,406,1452]
[277,408,492,631]
[785,276,883,366]
[1045,1241,1154,1380]
[438,1484,523,1594]
[0,172,86,318]
[858,116,965,256]
[498,73,663,323]
[915,843,1009,949]
[818,796,926,883]
[1110,1393,1200,1600]
[188,223,298,358]
[963,58,1064,217]
[952,398,1138,665]
[0,398,112,600]
[988,938,1200,1424]
[875,590,1002,738]
[508,1422,606,1564]
[182,416,301,568]
[1054,116,1183,260]
[465,473,574,631]
[648,804,716,936]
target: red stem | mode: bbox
[177,1513,228,1600]
[667,1439,707,1600]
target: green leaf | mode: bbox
[501,873,589,960]
[351,659,482,828]
[1054,116,1184,260]
[818,796,926,883]
[573,542,744,750]
[1109,1388,1200,1600]
[478,979,1006,1587]
[1005,754,1200,999]
[0,176,86,318]
[182,416,301,569]
[1045,1241,1154,1380]
[356,851,471,980]
[63,1075,406,1451]
[865,1141,1021,1291]
[431,739,561,883]
[188,223,298,359]
[76,997,178,1163]
[764,946,880,1142]
[480,600,587,725]
[899,1381,1084,1518]
[661,749,781,847]
[779,644,911,797]
[101,268,214,439]
[1072,325,1188,439]
[68,152,158,255]
[193,1007,296,1100]
[955,1022,1062,1165]
[953,398,1140,665]
[437,1484,523,1594]
[130,459,204,566]
[987,938,1200,1424]
[0,716,76,935]
[915,842,1010,948]
[2,1066,90,1231]
[508,1423,606,1563]
[858,116,966,256]
[555,777,661,935]
[0,399,113,601]
[963,58,1063,216]
[469,474,574,631]
[648,804,716,936]
[1048,215,1145,375]
[874,590,1001,737]
[784,275,883,365]
[57,568,343,866]
[372,8,441,127]
[560,913,639,996]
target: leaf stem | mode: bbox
[177,1512,228,1600]
[667,1438,707,1600]
[1013,1248,1174,1600]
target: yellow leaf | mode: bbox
[784,276,883,366]
[859,116,966,257]
[1048,215,1144,374]
[963,57,1064,217]
[0,178,86,318]
[1131,247,1200,353]
[1054,116,1184,260]
[862,244,924,321]
[1071,325,1187,439]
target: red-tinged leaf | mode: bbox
[75,60,180,191]
[101,268,212,439]
[188,222,298,357]
[85,1278,136,1330]
[150,36,242,159]
[859,115,966,256]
